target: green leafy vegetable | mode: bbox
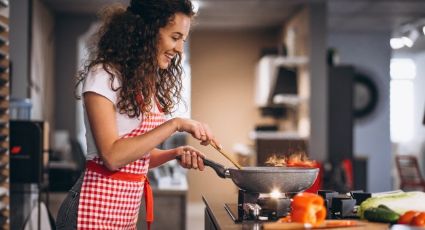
[358,191,425,219]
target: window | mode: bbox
[390,58,416,143]
[171,41,191,119]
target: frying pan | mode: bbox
[199,157,319,194]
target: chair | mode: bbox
[395,155,425,191]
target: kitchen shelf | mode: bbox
[254,55,308,107]
[0,59,8,73]
[0,3,9,229]
[0,1,7,8]
[249,131,307,140]
[0,73,7,86]
[0,21,7,32]
[0,36,6,46]
[0,50,7,60]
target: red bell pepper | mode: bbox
[291,192,327,226]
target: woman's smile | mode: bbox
[157,13,191,69]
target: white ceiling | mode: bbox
[328,0,425,32]
[42,0,425,32]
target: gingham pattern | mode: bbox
[78,112,166,230]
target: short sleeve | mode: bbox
[82,66,120,104]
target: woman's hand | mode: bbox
[175,145,205,171]
[172,118,221,148]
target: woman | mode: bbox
[56,0,218,229]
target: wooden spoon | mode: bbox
[209,141,242,169]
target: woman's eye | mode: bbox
[172,37,179,41]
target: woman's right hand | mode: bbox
[175,145,205,171]
[172,117,221,148]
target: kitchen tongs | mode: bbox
[209,141,242,169]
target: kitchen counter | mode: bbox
[203,195,262,230]
[202,194,391,230]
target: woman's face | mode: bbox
[157,13,191,69]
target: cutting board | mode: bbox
[263,220,388,229]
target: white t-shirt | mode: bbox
[82,66,160,160]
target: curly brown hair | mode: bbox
[76,0,195,118]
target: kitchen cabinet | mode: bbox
[0,2,9,229]
[137,189,186,230]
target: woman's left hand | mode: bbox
[175,145,205,171]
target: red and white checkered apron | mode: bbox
[77,111,166,230]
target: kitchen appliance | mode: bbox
[201,157,322,222]
[254,55,306,108]
[225,189,292,222]
[10,121,49,183]
[201,158,371,224]
[224,189,372,223]
[10,120,50,230]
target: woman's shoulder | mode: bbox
[82,64,122,98]
[87,64,119,78]
[85,64,121,87]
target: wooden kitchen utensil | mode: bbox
[263,220,364,229]
[209,141,242,169]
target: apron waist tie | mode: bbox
[86,160,154,230]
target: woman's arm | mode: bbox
[149,148,177,169]
[149,147,205,170]
[84,92,215,171]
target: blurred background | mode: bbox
[1,0,425,229]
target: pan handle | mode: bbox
[175,156,229,179]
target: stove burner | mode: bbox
[318,190,371,219]
[225,189,372,223]
[224,189,291,222]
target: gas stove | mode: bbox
[224,189,372,223]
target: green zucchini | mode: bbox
[377,204,393,211]
[364,206,400,223]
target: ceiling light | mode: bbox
[390,38,405,49]
[409,29,420,43]
[401,36,414,47]
[401,29,420,48]
[192,1,201,13]
[423,26,425,35]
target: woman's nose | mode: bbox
[175,40,184,53]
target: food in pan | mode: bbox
[265,152,316,167]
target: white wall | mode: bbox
[413,52,425,173]
[328,32,392,192]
